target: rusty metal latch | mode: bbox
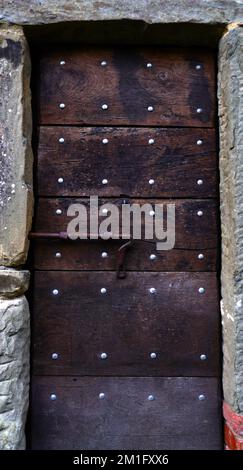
[29,231,68,240]
[116,240,134,279]
[29,232,134,279]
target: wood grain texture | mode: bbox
[32,239,218,271]
[30,45,221,451]
[30,376,222,450]
[32,271,220,376]
[38,47,216,127]
[37,127,218,197]
[34,198,218,249]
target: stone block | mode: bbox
[0,25,33,266]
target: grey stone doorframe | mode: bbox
[1,1,243,450]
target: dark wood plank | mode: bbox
[32,271,220,376]
[32,239,218,272]
[34,198,218,249]
[39,47,216,127]
[37,127,217,198]
[31,376,222,450]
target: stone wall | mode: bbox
[0,275,30,449]
[218,26,243,413]
[0,25,32,450]
[1,0,243,25]
[0,25,33,266]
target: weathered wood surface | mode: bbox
[38,47,216,127]
[31,376,222,450]
[34,198,218,249]
[37,127,218,197]
[32,271,220,376]
[30,44,221,450]
[32,239,218,271]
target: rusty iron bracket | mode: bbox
[29,231,68,240]
[116,240,134,279]
[29,232,134,279]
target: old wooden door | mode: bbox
[30,47,222,449]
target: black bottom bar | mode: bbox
[0,451,242,467]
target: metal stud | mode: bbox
[102,179,108,185]
[58,177,64,184]
[148,138,154,145]
[55,252,62,258]
[200,354,207,361]
[102,138,109,144]
[197,179,203,186]
[195,64,202,70]
[147,63,153,68]
[148,394,155,401]
[149,179,155,185]
[60,60,66,65]
[149,210,155,216]
[198,287,205,294]
[100,352,107,359]
[100,61,107,67]
[56,209,62,215]
[150,352,157,359]
[101,252,108,258]
[196,108,203,114]
[59,103,65,109]
[150,254,156,260]
[198,253,204,260]
[149,287,156,294]
[148,106,154,112]
[100,287,107,294]
[197,139,203,146]
[50,394,57,401]
[197,210,203,217]
[59,137,65,143]
[198,394,205,401]
[102,208,108,215]
[101,104,108,110]
[99,392,106,399]
[52,353,59,360]
[52,289,59,295]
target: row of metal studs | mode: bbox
[53,252,205,261]
[51,286,206,295]
[50,352,207,361]
[59,60,203,70]
[50,392,206,401]
[55,209,205,216]
[56,178,203,186]
[59,103,203,113]
[58,137,203,146]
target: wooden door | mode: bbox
[30,46,222,449]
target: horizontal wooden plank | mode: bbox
[32,239,218,271]
[38,47,216,127]
[37,127,218,198]
[31,376,222,450]
[34,198,218,249]
[32,271,220,376]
